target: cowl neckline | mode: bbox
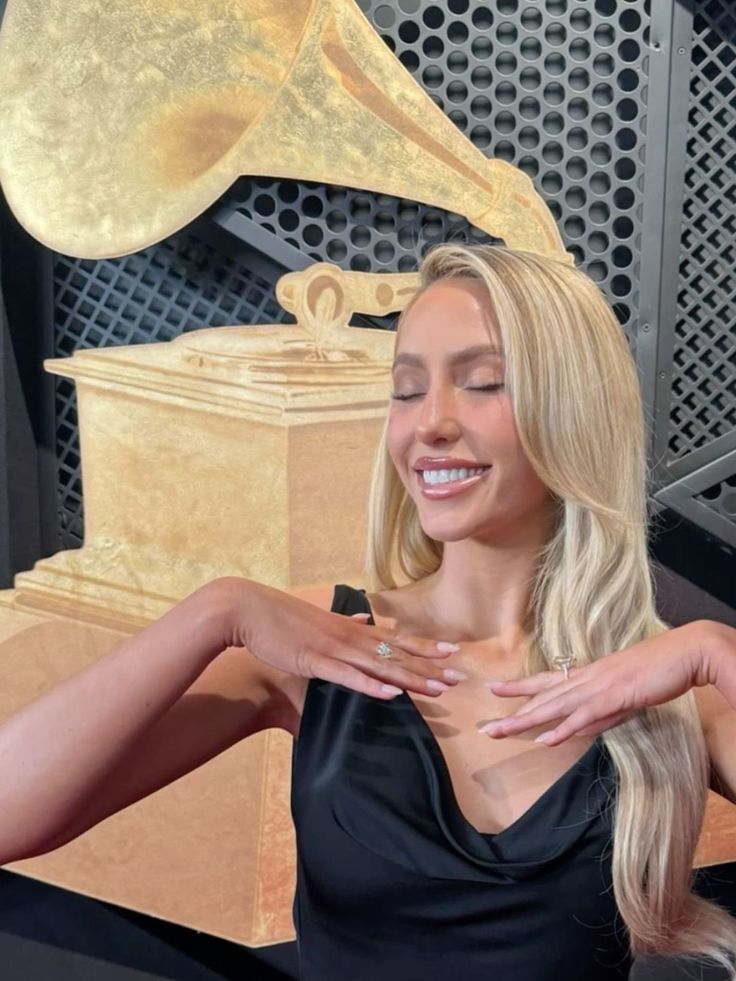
[324,584,617,883]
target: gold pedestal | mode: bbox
[0,274,397,944]
[15,320,394,629]
[0,596,297,944]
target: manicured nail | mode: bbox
[426,679,451,692]
[381,684,403,696]
[436,641,461,652]
[484,679,506,689]
[442,668,468,681]
[478,720,503,734]
[534,731,554,743]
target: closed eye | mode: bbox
[390,384,504,401]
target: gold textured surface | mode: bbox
[0,597,298,944]
[0,0,566,260]
[0,269,404,944]
[17,268,398,627]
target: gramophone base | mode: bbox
[0,592,298,946]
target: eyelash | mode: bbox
[390,384,504,401]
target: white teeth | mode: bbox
[421,466,487,485]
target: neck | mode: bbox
[412,512,557,652]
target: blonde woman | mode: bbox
[1,245,735,979]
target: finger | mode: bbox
[395,631,459,659]
[486,670,571,697]
[356,630,456,678]
[534,704,624,746]
[308,652,406,701]
[575,711,627,737]
[328,636,460,696]
[481,688,594,737]
[319,646,452,699]
[362,654,460,696]
[509,678,593,718]
[369,627,459,660]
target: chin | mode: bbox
[416,516,488,543]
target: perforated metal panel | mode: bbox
[220,0,651,346]
[669,0,735,462]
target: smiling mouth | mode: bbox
[414,467,492,499]
[417,465,491,486]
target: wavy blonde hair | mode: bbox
[364,243,736,973]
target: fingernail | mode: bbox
[478,719,503,732]
[380,684,403,696]
[436,641,461,652]
[426,679,451,692]
[534,731,554,743]
[442,668,468,681]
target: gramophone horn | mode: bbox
[0,0,565,261]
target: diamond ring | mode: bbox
[552,652,574,681]
[375,641,393,659]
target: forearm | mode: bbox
[0,579,232,864]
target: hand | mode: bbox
[479,621,717,746]
[213,576,463,701]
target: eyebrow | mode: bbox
[391,344,504,371]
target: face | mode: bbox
[387,278,555,544]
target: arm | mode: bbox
[480,619,736,804]
[0,576,455,865]
[0,578,271,864]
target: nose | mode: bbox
[415,382,462,446]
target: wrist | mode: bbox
[698,619,736,708]
[197,576,255,649]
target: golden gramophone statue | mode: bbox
[0,0,570,632]
[0,0,732,951]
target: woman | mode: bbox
[0,244,734,979]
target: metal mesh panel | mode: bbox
[219,0,650,345]
[668,0,736,461]
[53,232,292,548]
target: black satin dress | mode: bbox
[290,584,632,980]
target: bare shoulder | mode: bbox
[262,579,425,736]
[179,581,339,739]
[276,581,414,734]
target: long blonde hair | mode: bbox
[364,243,736,972]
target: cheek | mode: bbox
[386,411,408,462]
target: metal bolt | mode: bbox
[642,323,650,332]
[677,46,686,55]
[659,371,666,379]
